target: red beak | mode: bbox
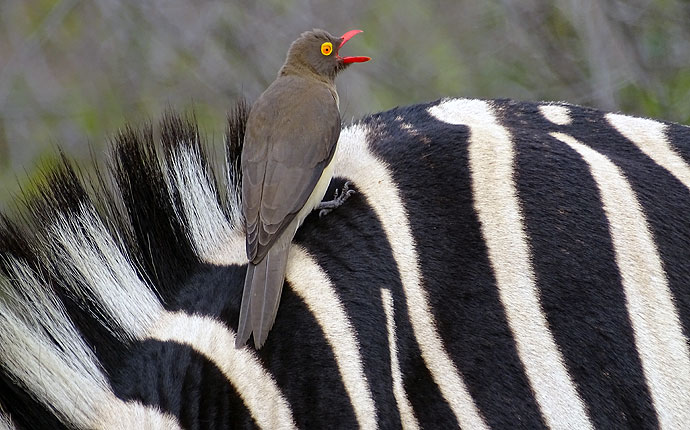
[337,29,371,64]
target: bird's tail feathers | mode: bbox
[251,242,289,348]
[235,238,290,349]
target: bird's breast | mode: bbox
[291,146,338,236]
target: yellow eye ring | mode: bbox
[321,42,333,56]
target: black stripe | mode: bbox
[112,340,252,429]
[658,121,690,337]
[565,105,690,349]
[264,286,359,428]
[298,177,402,428]
[665,121,690,163]
[494,99,658,429]
[109,119,201,303]
[0,376,68,430]
[169,262,359,428]
[362,102,545,429]
[0,165,130,406]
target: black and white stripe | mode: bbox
[1,98,689,429]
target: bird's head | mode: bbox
[281,29,370,81]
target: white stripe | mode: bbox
[0,260,181,430]
[552,131,690,429]
[169,134,375,426]
[380,288,420,430]
[150,311,297,429]
[539,104,572,125]
[606,113,690,190]
[430,99,593,430]
[287,246,378,428]
[50,202,295,428]
[51,204,163,340]
[0,259,107,425]
[169,136,375,426]
[167,144,246,266]
[334,123,488,430]
[0,410,14,430]
[98,401,181,430]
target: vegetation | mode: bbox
[1,0,689,205]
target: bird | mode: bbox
[236,29,370,349]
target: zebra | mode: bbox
[1,97,689,429]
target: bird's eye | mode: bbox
[320,42,333,56]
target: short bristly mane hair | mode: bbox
[0,99,251,428]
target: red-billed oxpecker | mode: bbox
[236,29,370,349]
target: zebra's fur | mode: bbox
[1,98,690,429]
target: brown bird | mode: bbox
[236,29,370,349]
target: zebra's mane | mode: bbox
[5,96,690,428]
[0,100,250,428]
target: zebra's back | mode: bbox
[1,98,689,429]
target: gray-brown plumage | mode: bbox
[236,29,370,349]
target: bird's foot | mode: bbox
[316,181,356,218]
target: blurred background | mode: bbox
[1,0,689,206]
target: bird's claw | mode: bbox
[317,181,356,218]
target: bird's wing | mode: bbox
[242,78,340,263]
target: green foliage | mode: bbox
[621,69,690,124]
[1,0,689,208]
